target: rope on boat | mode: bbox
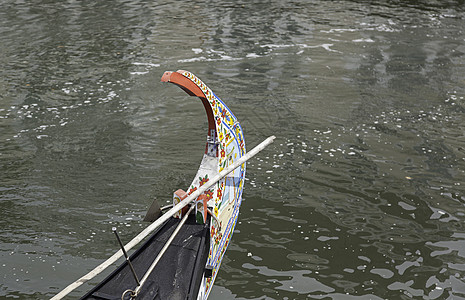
[50,135,275,300]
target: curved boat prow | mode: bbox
[52,71,266,300]
[161,70,245,156]
[161,71,217,140]
[162,70,246,299]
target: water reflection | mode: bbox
[0,0,464,299]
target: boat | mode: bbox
[51,70,275,300]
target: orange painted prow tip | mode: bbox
[160,70,206,99]
[160,71,173,83]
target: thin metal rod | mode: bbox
[131,205,195,298]
[112,227,140,286]
[50,135,275,300]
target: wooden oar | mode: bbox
[50,135,275,300]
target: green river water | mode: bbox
[1,1,464,299]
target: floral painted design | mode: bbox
[173,71,246,300]
[199,174,209,186]
[188,186,197,195]
[204,189,214,200]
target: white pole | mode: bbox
[50,135,275,300]
[132,204,195,297]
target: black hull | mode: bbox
[81,214,210,300]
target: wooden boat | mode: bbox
[51,71,275,300]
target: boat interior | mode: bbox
[81,214,211,300]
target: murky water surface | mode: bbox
[1,0,464,299]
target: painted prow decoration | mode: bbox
[51,70,275,300]
[162,70,246,299]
